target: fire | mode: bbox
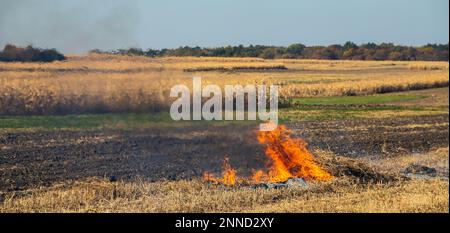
[251,169,267,183]
[203,156,237,186]
[203,124,332,185]
[257,124,332,182]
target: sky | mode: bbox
[0,0,448,54]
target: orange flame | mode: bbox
[203,124,332,185]
[203,156,237,186]
[251,169,267,183]
[257,124,332,182]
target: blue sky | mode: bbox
[0,0,448,53]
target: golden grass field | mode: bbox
[0,55,448,114]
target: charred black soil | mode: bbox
[0,114,448,193]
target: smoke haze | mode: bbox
[0,0,140,54]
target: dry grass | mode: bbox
[0,177,446,213]
[362,147,449,175]
[249,179,448,213]
[1,55,447,71]
[408,62,449,70]
[1,149,447,213]
[0,54,282,72]
[280,72,448,97]
[0,55,448,115]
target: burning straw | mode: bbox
[203,124,333,186]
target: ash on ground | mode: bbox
[251,178,309,189]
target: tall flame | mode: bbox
[257,124,332,182]
[203,124,332,185]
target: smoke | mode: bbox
[0,0,141,54]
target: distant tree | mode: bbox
[127,48,145,56]
[343,41,358,50]
[285,43,305,57]
[145,49,160,57]
[86,42,449,61]
[373,49,389,60]
[320,48,339,60]
[260,48,277,59]
[34,48,65,62]
[0,44,65,62]
[361,42,377,50]
[342,48,355,60]
[388,51,405,61]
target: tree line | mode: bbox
[92,42,449,61]
[0,44,66,62]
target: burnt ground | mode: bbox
[289,114,449,157]
[0,114,448,193]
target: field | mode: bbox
[0,55,448,212]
